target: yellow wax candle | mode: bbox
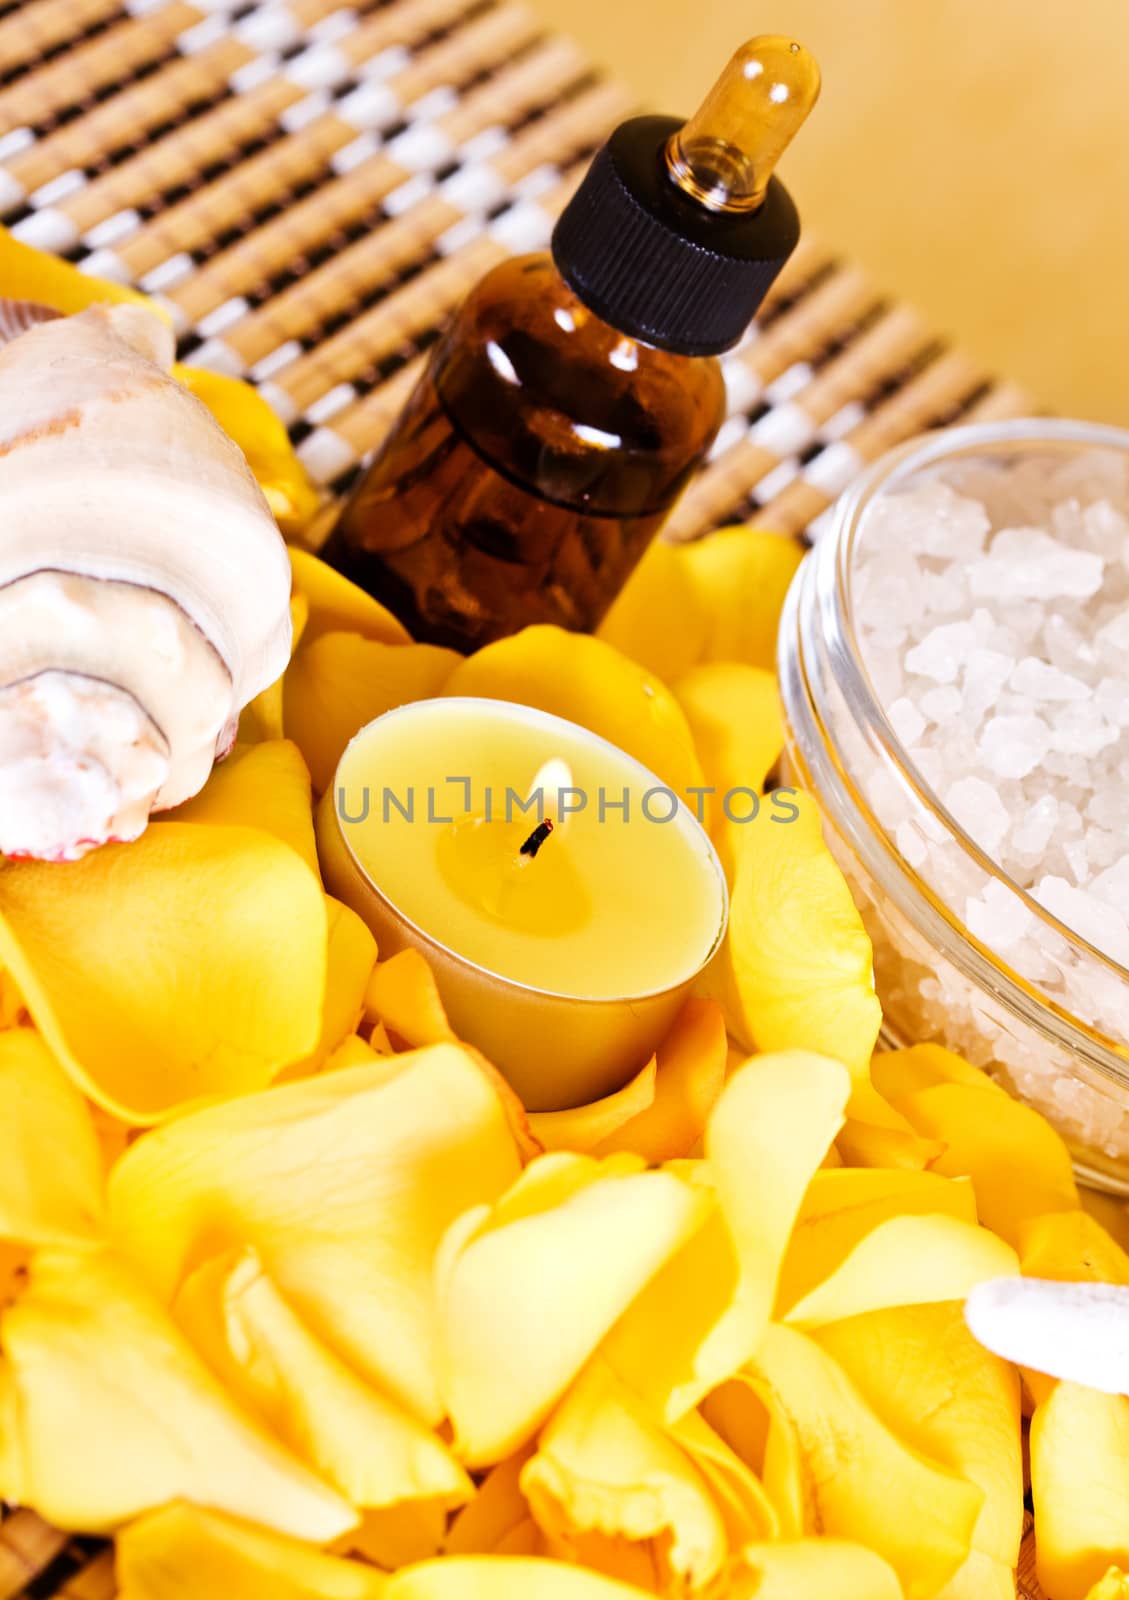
[316,698,728,1109]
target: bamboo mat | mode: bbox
[0,0,1042,1596]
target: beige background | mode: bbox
[528,0,1129,424]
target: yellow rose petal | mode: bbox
[437,1153,712,1465]
[936,1549,1018,1600]
[530,1058,658,1155]
[600,1200,740,1426]
[0,1029,105,1249]
[290,547,412,649]
[603,1052,849,1422]
[798,1165,974,1222]
[117,1505,386,1600]
[167,740,319,878]
[597,538,708,683]
[680,526,803,672]
[242,593,305,746]
[1019,1210,1129,1286]
[668,1407,779,1546]
[175,366,321,536]
[776,1167,978,1315]
[0,823,327,1123]
[342,1503,450,1570]
[243,675,288,746]
[707,1052,852,1355]
[836,1116,946,1171]
[310,899,379,1069]
[0,965,26,1028]
[385,1558,649,1600]
[1085,1572,1129,1600]
[1,1249,354,1538]
[320,1034,381,1072]
[873,1045,1078,1247]
[729,1539,903,1600]
[782,1213,1018,1328]
[1,1241,29,1312]
[751,1322,982,1600]
[362,952,539,1161]
[1031,1383,1129,1600]
[594,998,727,1165]
[672,662,783,864]
[446,1448,537,1557]
[111,1046,522,1424]
[521,1360,728,1592]
[1081,1191,1129,1255]
[443,626,705,800]
[286,632,458,793]
[817,1302,1023,1570]
[175,1247,471,1513]
[365,950,456,1049]
[872,1041,1000,1099]
[726,793,882,1076]
[699,1372,806,1538]
[0,224,158,318]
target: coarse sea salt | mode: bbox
[848,457,1129,1164]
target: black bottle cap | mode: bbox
[551,115,801,358]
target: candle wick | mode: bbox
[519,818,555,859]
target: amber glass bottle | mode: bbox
[323,38,821,653]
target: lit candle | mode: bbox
[316,698,728,1109]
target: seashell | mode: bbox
[0,296,60,349]
[0,302,293,861]
[965,1276,1129,1394]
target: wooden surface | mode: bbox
[0,0,1038,1594]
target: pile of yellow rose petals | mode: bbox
[3,497,1129,1600]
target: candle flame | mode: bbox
[528,758,574,825]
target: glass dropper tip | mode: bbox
[666,34,822,214]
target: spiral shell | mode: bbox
[0,302,293,860]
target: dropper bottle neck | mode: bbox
[665,36,821,214]
[551,34,822,357]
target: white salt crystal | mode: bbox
[895,819,929,869]
[1047,703,1119,757]
[1096,607,1129,654]
[1087,786,1125,830]
[1012,794,1059,856]
[966,879,1035,947]
[1095,679,1129,726]
[922,568,970,614]
[889,696,927,746]
[1083,498,1129,559]
[944,776,1011,854]
[904,620,980,683]
[961,648,1015,725]
[977,713,1052,779]
[1043,612,1097,672]
[873,480,990,562]
[970,527,1105,601]
[1035,876,1129,966]
[1064,837,1093,886]
[1092,857,1129,920]
[1010,656,1091,701]
[920,685,964,723]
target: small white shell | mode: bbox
[965,1276,1129,1394]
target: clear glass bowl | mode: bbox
[778,419,1129,1192]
